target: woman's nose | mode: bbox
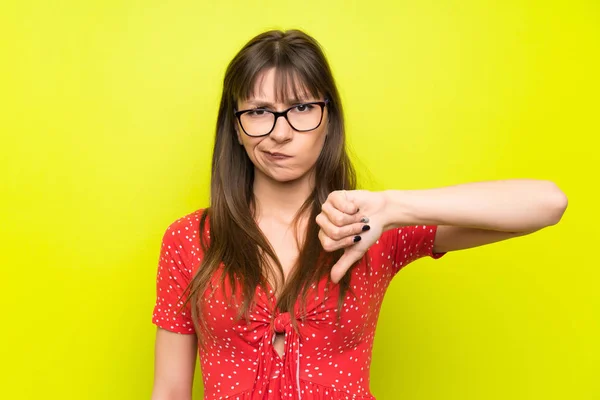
[269,115,293,142]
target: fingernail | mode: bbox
[362,225,371,231]
[353,235,361,243]
[360,217,369,223]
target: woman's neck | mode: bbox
[252,170,314,224]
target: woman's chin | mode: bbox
[271,174,301,184]
[263,170,304,184]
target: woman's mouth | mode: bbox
[264,151,291,161]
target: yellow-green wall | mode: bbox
[1,1,598,399]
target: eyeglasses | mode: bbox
[234,100,329,137]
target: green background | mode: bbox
[1,0,598,398]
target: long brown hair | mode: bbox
[184,29,358,347]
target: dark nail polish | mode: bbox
[360,217,370,223]
[362,225,371,231]
[353,235,361,243]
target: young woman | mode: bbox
[151,29,567,400]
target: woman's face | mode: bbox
[235,68,328,184]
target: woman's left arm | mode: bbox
[382,179,568,253]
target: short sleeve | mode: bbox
[386,225,446,276]
[151,222,195,334]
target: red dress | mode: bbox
[152,209,445,399]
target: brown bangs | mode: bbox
[234,59,323,106]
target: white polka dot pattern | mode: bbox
[152,209,445,399]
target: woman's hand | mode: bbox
[316,190,389,283]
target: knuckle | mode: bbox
[331,226,342,238]
[322,238,335,251]
[315,213,323,224]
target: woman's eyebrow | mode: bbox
[244,97,313,108]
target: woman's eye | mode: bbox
[248,109,266,117]
[295,104,313,112]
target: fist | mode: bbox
[316,190,387,283]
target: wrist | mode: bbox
[381,190,411,232]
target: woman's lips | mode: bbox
[264,151,292,161]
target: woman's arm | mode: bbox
[382,179,568,253]
[151,328,198,400]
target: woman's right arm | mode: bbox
[151,328,198,400]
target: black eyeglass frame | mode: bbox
[234,99,330,137]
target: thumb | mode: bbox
[341,190,360,214]
[330,249,362,284]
